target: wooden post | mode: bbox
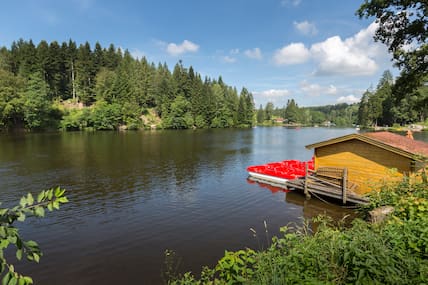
[304,163,311,199]
[342,168,347,204]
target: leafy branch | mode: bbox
[0,187,68,285]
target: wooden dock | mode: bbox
[248,166,369,205]
[285,166,369,205]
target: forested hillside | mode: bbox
[255,70,427,128]
[0,39,255,131]
[256,99,358,127]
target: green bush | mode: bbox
[60,109,90,131]
[90,101,122,130]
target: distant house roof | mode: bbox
[305,131,428,160]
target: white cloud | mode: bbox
[311,36,377,76]
[253,89,290,105]
[294,21,318,36]
[272,22,388,76]
[244,48,262,60]
[310,22,384,76]
[223,56,237,63]
[273,43,310,65]
[336,95,360,104]
[345,22,383,57]
[299,81,338,97]
[281,0,301,7]
[166,40,199,56]
[254,89,290,98]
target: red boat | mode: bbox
[246,159,314,185]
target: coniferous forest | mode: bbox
[0,39,255,131]
[1,39,427,132]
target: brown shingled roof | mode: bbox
[363,131,428,157]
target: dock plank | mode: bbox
[285,178,368,204]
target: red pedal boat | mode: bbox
[246,158,314,184]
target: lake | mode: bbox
[0,127,426,284]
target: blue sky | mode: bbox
[0,0,397,107]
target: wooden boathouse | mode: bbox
[248,131,428,204]
[304,131,428,197]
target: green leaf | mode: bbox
[22,277,32,285]
[58,197,69,204]
[2,273,10,285]
[9,276,17,285]
[54,187,61,198]
[33,253,40,263]
[16,249,22,261]
[25,240,37,247]
[0,227,6,238]
[47,190,53,200]
[47,203,53,212]
[26,194,34,206]
[0,239,10,249]
[37,191,45,203]
[7,236,17,244]
[34,207,45,218]
[17,213,25,222]
[19,197,26,208]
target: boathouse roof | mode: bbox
[305,131,428,160]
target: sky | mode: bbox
[0,0,398,107]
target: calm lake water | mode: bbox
[0,127,426,284]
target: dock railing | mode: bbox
[303,165,358,204]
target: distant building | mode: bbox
[322,121,336,127]
[305,132,428,194]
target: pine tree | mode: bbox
[36,40,49,81]
[257,104,265,123]
[75,42,95,104]
[358,90,371,127]
[17,39,38,79]
[284,99,300,124]
[172,60,191,100]
[47,41,62,100]
[93,42,105,71]
[264,102,274,121]
[23,71,52,130]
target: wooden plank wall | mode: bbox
[314,139,411,194]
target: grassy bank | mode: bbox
[168,175,428,284]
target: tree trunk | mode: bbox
[71,60,76,102]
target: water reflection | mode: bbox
[247,178,355,224]
[285,191,356,222]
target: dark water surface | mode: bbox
[1,127,425,284]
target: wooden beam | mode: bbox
[304,163,310,199]
[342,168,348,204]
